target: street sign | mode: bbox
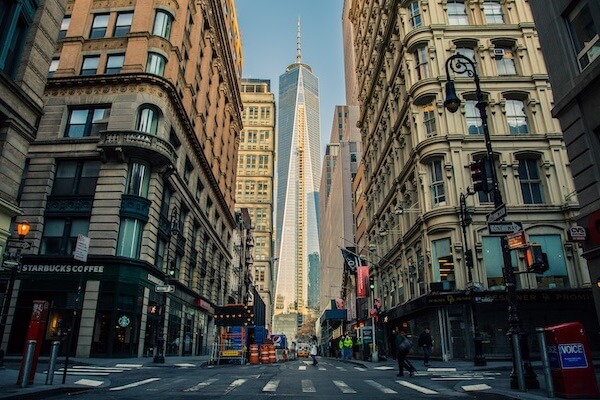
[6,240,30,249]
[487,204,507,223]
[507,230,527,249]
[155,285,175,293]
[73,234,90,262]
[488,221,523,235]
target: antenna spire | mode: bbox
[296,16,302,63]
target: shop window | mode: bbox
[136,104,160,134]
[431,238,455,289]
[81,55,100,75]
[153,10,174,40]
[505,99,529,134]
[567,0,600,70]
[52,160,101,196]
[518,158,544,204]
[105,54,124,74]
[65,106,110,137]
[408,1,422,28]
[482,236,518,290]
[529,234,570,289]
[117,218,143,258]
[89,13,109,39]
[125,160,150,197]
[41,218,90,255]
[114,12,133,37]
[483,1,504,24]
[447,0,468,25]
[428,159,445,206]
[146,52,167,76]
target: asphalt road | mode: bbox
[43,358,514,399]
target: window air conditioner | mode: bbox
[493,48,505,58]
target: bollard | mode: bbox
[20,340,37,388]
[45,341,61,385]
[512,333,526,391]
[536,327,554,398]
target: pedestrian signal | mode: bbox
[526,244,548,274]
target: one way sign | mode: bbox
[487,221,523,235]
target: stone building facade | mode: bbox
[4,0,244,358]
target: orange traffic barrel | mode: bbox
[268,344,276,363]
[281,349,288,362]
[260,344,270,364]
[249,344,259,364]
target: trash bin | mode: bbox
[544,321,600,399]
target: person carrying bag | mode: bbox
[395,329,415,377]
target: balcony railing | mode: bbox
[98,130,177,167]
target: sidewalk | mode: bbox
[0,354,210,400]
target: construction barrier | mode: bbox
[260,344,270,364]
[268,344,276,363]
[249,344,259,364]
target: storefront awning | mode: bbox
[319,309,347,326]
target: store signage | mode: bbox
[20,264,104,273]
[356,266,369,298]
[73,234,90,262]
[568,225,587,242]
[196,299,212,311]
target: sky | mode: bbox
[235,0,346,157]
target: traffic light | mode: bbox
[369,277,375,296]
[470,158,490,193]
[526,244,548,274]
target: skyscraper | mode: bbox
[274,20,321,338]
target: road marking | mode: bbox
[302,379,316,393]
[69,367,128,372]
[115,364,142,368]
[224,379,246,394]
[397,380,439,394]
[262,379,280,392]
[462,383,492,392]
[335,366,347,371]
[432,377,495,381]
[174,363,196,367]
[428,367,456,372]
[109,378,160,391]
[365,379,397,394]
[53,370,110,376]
[299,365,307,370]
[354,367,367,371]
[74,379,104,387]
[373,366,395,370]
[318,366,326,370]
[184,378,218,392]
[333,380,357,394]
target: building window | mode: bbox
[41,218,90,255]
[126,160,150,197]
[153,10,174,40]
[529,234,569,289]
[58,16,70,40]
[146,52,167,76]
[567,0,600,70]
[447,0,468,25]
[483,1,504,24]
[506,99,529,134]
[519,158,544,204]
[465,100,483,134]
[414,45,430,80]
[184,157,193,183]
[454,47,476,76]
[0,0,38,78]
[89,13,109,39]
[423,103,437,137]
[495,47,516,75]
[52,160,100,196]
[65,106,110,138]
[81,55,100,75]
[105,54,124,74]
[48,58,59,77]
[429,159,446,206]
[117,218,143,258]
[114,12,133,37]
[136,105,160,134]
[432,238,454,289]
[408,1,422,28]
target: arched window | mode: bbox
[505,99,529,134]
[153,10,174,39]
[136,105,160,134]
[146,52,167,76]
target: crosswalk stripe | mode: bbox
[333,380,357,394]
[53,370,110,376]
[432,377,495,381]
[397,380,439,394]
[299,365,307,370]
[374,366,395,370]
[335,366,347,371]
[354,367,367,371]
[462,383,492,392]
[74,379,104,387]
[225,379,246,393]
[184,378,218,392]
[109,378,160,391]
[115,364,142,368]
[365,379,397,394]
[428,367,456,372]
[301,379,316,393]
[262,379,280,392]
[72,366,131,371]
[174,363,196,367]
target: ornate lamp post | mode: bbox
[444,54,538,389]
[0,221,31,365]
[153,208,179,364]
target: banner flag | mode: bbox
[357,266,369,298]
[341,247,360,273]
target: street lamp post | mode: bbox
[459,190,486,366]
[444,54,538,389]
[154,207,179,364]
[0,221,31,366]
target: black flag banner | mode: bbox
[341,247,364,274]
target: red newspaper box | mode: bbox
[544,322,600,398]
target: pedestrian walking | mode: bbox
[338,338,344,359]
[395,328,414,377]
[418,327,433,366]
[343,335,353,360]
[310,340,318,366]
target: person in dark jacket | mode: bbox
[418,327,433,366]
[394,329,414,377]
